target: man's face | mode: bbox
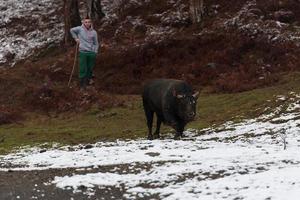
[83,19,92,29]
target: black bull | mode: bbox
[142,79,199,140]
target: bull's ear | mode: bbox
[192,91,199,99]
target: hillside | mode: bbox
[1,0,300,118]
[0,0,300,134]
[97,0,300,94]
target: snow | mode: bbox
[100,0,189,46]
[1,95,300,199]
[223,0,300,45]
[0,0,63,65]
[1,0,185,64]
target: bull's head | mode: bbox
[174,90,199,122]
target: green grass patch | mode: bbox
[1,72,300,154]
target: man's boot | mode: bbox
[88,78,94,85]
[80,78,87,90]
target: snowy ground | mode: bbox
[1,94,300,199]
[0,0,63,65]
[0,0,188,66]
[223,0,300,45]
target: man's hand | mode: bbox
[75,39,80,44]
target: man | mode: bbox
[70,17,99,89]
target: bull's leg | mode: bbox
[145,109,154,140]
[143,98,155,140]
[174,123,184,139]
[163,113,183,139]
[180,122,187,137]
[153,115,162,139]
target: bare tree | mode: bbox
[85,0,105,20]
[189,0,204,24]
[64,0,82,45]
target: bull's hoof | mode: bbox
[181,133,186,138]
[147,135,154,140]
[174,134,181,140]
[153,134,160,139]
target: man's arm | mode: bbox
[70,26,81,43]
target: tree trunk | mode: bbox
[86,0,105,21]
[189,0,204,24]
[64,0,82,45]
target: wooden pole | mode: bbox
[68,43,79,87]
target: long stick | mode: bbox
[68,43,79,87]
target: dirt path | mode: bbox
[0,158,170,200]
[0,164,159,200]
[1,169,86,200]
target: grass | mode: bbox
[1,72,300,154]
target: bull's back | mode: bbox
[142,79,183,110]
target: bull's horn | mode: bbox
[177,94,184,99]
[172,88,177,97]
[192,91,199,99]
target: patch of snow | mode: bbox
[100,0,189,47]
[223,0,300,45]
[146,26,176,43]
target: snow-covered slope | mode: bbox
[223,0,300,45]
[0,0,189,66]
[0,0,63,65]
